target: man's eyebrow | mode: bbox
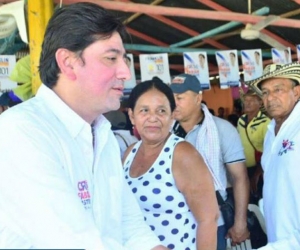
[261,82,284,90]
[104,48,122,54]
[104,49,127,59]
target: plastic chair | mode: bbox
[258,198,264,217]
[226,239,252,250]
[226,203,266,249]
[248,203,266,234]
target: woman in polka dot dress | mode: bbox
[123,78,219,250]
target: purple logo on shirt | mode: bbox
[78,180,91,209]
[278,139,294,156]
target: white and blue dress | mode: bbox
[123,134,198,250]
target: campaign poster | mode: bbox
[215,50,240,89]
[272,48,292,64]
[297,45,300,62]
[241,49,263,81]
[139,53,171,84]
[183,52,211,90]
[0,55,17,91]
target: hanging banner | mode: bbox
[0,55,17,91]
[215,50,240,89]
[297,45,300,62]
[183,52,210,90]
[272,48,292,64]
[241,49,263,81]
[139,53,171,84]
[124,54,136,89]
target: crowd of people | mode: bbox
[0,2,300,250]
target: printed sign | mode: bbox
[241,49,263,81]
[183,52,210,90]
[297,45,300,62]
[139,53,171,84]
[0,55,17,91]
[272,48,292,64]
[215,50,240,89]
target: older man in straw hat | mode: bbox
[246,62,300,249]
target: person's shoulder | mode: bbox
[174,140,199,158]
[255,111,271,124]
[0,100,34,124]
[260,113,271,122]
[213,115,236,129]
[122,141,138,164]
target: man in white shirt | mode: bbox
[246,62,300,249]
[0,3,167,250]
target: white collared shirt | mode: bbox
[259,102,300,250]
[0,84,160,249]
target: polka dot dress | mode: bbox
[124,134,197,250]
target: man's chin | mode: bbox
[173,115,182,121]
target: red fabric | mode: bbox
[254,150,263,163]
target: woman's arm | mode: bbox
[172,141,219,250]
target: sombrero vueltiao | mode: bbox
[245,62,300,97]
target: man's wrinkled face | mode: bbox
[261,78,300,119]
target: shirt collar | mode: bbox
[36,84,110,138]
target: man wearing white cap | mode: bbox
[246,62,300,249]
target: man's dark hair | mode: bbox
[128,79,176,112]
[39,2,128,88]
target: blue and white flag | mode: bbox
[297,45,300,62]
[139,53,171,84]
[272,48,292,64]
[124,54,136,89]
[183,52,210,90]
[241,49,263,81]
[215,50,240,89]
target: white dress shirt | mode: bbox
[259,102,300,250]
[0,84,160,249]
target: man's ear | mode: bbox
[293,85,300,101]
[128,108,135,125]
[196,92,203,105]
[55,48,77,80]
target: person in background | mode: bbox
[170,74,249,250]
[237,89,270,204]
[9,55,33,102]
[0,3,167,249]
[123,79,219,250]
[246,62,300,250]
[105,98,139,159]
[227,114,239,127]
[0,93,10,113]
[218,106,225,119]
[0,104,7,114]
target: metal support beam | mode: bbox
[53,0,300,28]
[124,43,272,57]
[170,7,269,48]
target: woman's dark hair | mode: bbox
[128,77,176,112]
[39,2,128,88]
